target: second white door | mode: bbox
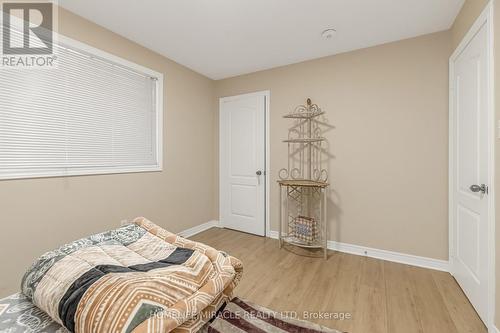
[219,92,266,236]
[450,19,491,325]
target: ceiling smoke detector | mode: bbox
[321,28,337,40]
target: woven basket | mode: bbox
[292,215,318,244]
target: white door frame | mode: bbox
[448,2,495,331]
[219,90,271,236]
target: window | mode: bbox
[0,25,163,180]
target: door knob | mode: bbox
[256,170,263,185]
[470,184,488,194]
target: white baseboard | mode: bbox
[267,230,449,272]
[326,240,449,272]
[492,325,500,333]
[267,230,279,239]
[178,220,220,238]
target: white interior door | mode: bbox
[220,92,266,236]
[450,22,490,325]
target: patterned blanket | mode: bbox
[20,217,243,333]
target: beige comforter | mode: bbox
[21,217,243,333]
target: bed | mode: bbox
[17,217,243,333]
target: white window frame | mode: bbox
[1,17,164,180]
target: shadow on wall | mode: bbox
[317,114,343,244]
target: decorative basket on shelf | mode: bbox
[291,216,318,244]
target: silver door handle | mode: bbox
[470,184,488,194]
[256,170,262,185]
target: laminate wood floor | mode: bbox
[191,228,487,333]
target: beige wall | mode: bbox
[215,31,452,261]
[0,7,217,296]
[451,0,489,48]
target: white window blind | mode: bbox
[0,27,163,180]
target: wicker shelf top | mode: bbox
[278,179,329,187]
[283,137,325,143]
[283,110,325,119]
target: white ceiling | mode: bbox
[59,0,464,80]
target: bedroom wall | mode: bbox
[214,31,452,261]
[0,7,217,297]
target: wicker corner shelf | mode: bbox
[278,98,329,259]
